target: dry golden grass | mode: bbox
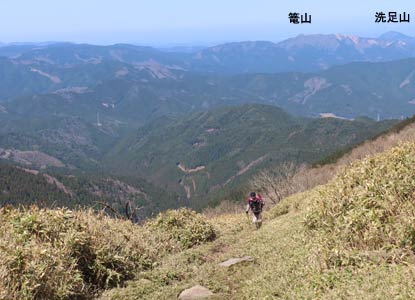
[0,207,215,300]
[146,208,216,250]
[305,142,415,268]
[102,178,415,300]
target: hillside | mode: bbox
[2,80,415,300]
[3,140,415,299]
[5,4,415,298]
[0,115,122,169]
[101,143,415,299]
[223,58,415,119]
[0,162,73,206]
[106,104,396,208]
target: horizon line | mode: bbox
[0,31,411,48]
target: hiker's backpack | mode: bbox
[250,197,263,214]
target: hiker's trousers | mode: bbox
[253,212,262,224]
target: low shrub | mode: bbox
[0,206,216,300]
[0,207,87,300]
[268,201,290,218]
[146,208,216,250]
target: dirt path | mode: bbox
[100,193,311,300]
[101,189,415,299]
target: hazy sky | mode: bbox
[1,0,415,45]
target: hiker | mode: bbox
[246,192,264,228]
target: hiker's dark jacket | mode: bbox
[246,194,264,214]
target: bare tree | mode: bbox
[125,200,143,223]
[250,162,305,205]
[95,200,143,223]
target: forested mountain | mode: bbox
[0,104,397,211]
[105,104,397,207]
[222,58,415,119]
[0,162,72,206]
[3,56,415,122]
[0,161,180,217]
[0,115,121,169]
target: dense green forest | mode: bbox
[106,104,397,208]
[0,162,180,218]
[0,103,398,212]
[0,163,72,207]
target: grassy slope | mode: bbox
[100,122,415,299]
[101,187,415,299]
[5,117,415,300]
[4,119,415,299]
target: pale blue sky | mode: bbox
[0,0,415,45]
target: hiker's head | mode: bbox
[250,192,256,198]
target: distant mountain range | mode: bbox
[3,56,415,121]
[0,32,415,120]
[0,31,414,213]
[2,31,415,73]
[189,32,415,73]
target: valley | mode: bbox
[3,32,415,215]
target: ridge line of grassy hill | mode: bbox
[102,141,415,300]
[313,114,415,167]
[244,113,415,213]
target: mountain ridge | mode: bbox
[1,31,415,75]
